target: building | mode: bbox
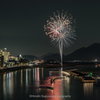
[9,56,18,61]
[15,57,18,61]
[0,50,4,69]
[3,49,10,62]
[0,48,19,68]
[0,48,10,68]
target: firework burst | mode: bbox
[44,11,76,66]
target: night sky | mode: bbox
[0,0,100,57]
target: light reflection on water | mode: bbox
[33,68,34,80]
[65,77,70,95]
[83,83,93,99]
[0,66,100,100]
[42,68,43,80]
[35,68,40,93]
[83,83,93,96]
[21,70,23,87]
[3,72,14,100]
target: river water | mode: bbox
[0,65,100,100]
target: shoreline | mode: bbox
[0,66,32,74]
[0,63,97,74]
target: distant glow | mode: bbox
[19,55,22,57]
[44,11,76,66]
[95,59,97,62]
[4,48,7,51]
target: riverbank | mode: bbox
[33,62,96,68]
[0,62,98,74]
[0,66,32,74]
[33,61,99,67]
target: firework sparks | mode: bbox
[44,11,76,66]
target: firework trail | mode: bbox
[44,11,76,66]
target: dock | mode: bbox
[65,69,96,83]
[49,69,98,83]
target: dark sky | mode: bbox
[0,0,100,57]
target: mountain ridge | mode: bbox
[21,43,100,61]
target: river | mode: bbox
[0,65,100,100]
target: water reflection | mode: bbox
[33,68,34,80]
[53,79,63,100]
[26,69,28,94]
[9,72,14,95]
[42,68,44,80]
[65,77,70,95]
[1,66,100,100]
[26,69,28,87]
[29,69,31,83]
[44,70,63,100]
[44,78,63,100]
[35,68,40,93]
[61,67,63,76]
[83,83,93,99]
[3,72,14,99]
[14,71,17,87]
[95,64,97,67]
[3,74,6,98]
[21,70,23,87]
